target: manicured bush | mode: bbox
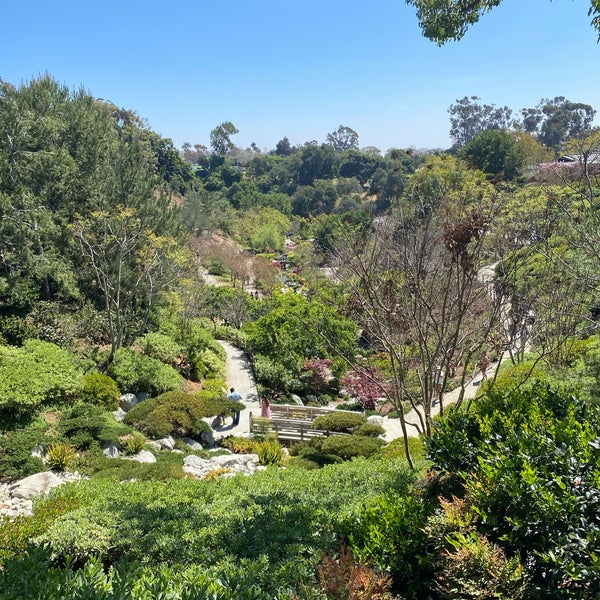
[123,391,239,439]
[58,403,131,450]
[312,411,367,433]
[320,435,385,460]
[0,339,83,417]
[353,422,386,437]
[139,331,183,364]
[0,426,48,480]
[108,348,183,396]
[80,373,120,410]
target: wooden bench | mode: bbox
[249,404,353,442]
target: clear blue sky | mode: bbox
[2,0,599,152]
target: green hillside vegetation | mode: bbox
[1,74,600,597]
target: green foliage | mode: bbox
[320,435,384,460]
[122,432,147,455]
[80,373,120,410]
[0,339,83,417]
[243,292,358,377]
[139,331,183,364]
[460,128,525,180]
[123,391,233,439]
[428,384,600,596]
[0,425,48,480]
[353,422,386,437]
[0,315,36,346]
[253,354,298,392]
[349,492,432,598]
[31,459,415,572]
[46,442,77,471]
[191,347,226,380]
[379,436,426,463]
[255,439,286,466]
[59,402,131,450]
[77,444,185,481]
[108,347,183,396]
[312,412,367,433]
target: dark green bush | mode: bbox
[0,426,47,480]
[320,435,384,460]
[0,315,36,346]
[123,391,239,439]
[108,348,183,397]
[59,403,130,450]
[312,411,367,433]
[354,422,386,437]
[80,373,120,410]
[335,400,363,412]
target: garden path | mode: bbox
[210,340,260,440]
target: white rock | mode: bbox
[9,472,62,500]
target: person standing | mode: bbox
[478,354,491,381]
[228,387,242,426]
[261,397,271,418]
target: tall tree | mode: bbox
[210,121,239,156]
[449,96,513,148]
[326,125,359,152]
[520,97,596,150]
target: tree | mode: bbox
[330,156,502,466]
[326,125,359,152]
[449,96,513,148]
[406,0,600,44]
[520,97,596,150]
[460,128,526,180]
[274,136,294,156]
[210,121,239,156]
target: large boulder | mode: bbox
[119,393,139,412]
[9,471,62,500]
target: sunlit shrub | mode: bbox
[320,435,384,460]
[46,442,77,471]
[312,412,366,433]
[80,373,120,410]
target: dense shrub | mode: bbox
[0,426,48,480]
[190,347,226,380]
[108,348,183,396]
[320,435,385,460]
[80,373,120,410]
[123,391,239,439]
[350,492,433,599]
[0,340,83,417]
[58,403,131,450]
[427,385,600,596]
[30,458,416,573]
[139,331,183,364]
[312,411,367,433]
[0,315,36,346]
[353,422,386,437]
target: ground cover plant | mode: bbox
[0,459,419,598]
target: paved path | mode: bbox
[210,340,260,440]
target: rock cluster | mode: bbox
[1,471,83,520]
[183,452,265,479]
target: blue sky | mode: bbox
[2,0,599,152]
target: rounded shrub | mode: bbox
[354,422,386,437]
[123,391,236,440]
[320,435,385,460]
[312,412,367,433]
[80,373,120,410]
[108,348,183,396]
[139,332,183,364]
